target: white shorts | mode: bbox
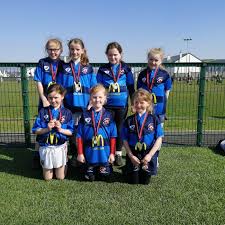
[39,142,68,169]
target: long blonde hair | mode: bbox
[147,47,165,69]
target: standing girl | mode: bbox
[122,89,163,184]
[34,38,64,110]
[32,84,74,180]
[96,42,135,166]
[76,84,117,181]
[61,38,97,166]
[137,48,172,125]
[32,38,64,169]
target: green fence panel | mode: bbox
[0,62,224,147]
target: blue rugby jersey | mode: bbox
[122,112,164,158]
[61,62,97,111]
[137,67,172,115]
[34,57,64,94]
[97,62,135,108]
[32,106,74,146]
[77,108,117,165]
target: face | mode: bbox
[47,91,64,109]
[47,42,62,60]
[148,53,162,69]
[106,48,122,65]
[90,90,106,111]
[69,43,84,61]
[133,98,149,115]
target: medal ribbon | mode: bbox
[50,64,58,82]
[146,67,159,91]
[110,63,122,83]
[71,62,81,83]
[135,113,148,141]
[48,107,62,121]
[92,110,103,137]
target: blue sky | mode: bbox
[0,0,225,62]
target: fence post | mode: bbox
[20,64,31,147]
[197,63,206,146]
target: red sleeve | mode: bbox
[110,138,116,155]
[76,137,83,155]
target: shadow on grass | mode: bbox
[0,145,42,179]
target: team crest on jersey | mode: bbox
[157,77,163,83]
[65,67,71,73]
[103,118,110,125]
[129,125,135,131]
[44,66,49,71]
[85,117,91,124]
[142,77,147,83]
[148,123,154,131]
[44,114,49,121]
[82,67,88,74]
[104,70,110,75]
[120,69,125,74]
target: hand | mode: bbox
[142,154,152,166]
[48,120,55,131]
[130,154,141,167]
[42,99,50,107]
[108,154,115,164]
[77,154,85,163]
[87,101,92,110]
[54,120,62,132]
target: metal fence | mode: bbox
[0,62,224,147]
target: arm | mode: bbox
[142,137,162,165]
[108,137,116,164]
[37,82,49,107]
[76,137,85,163]
[123,140,140,166]
[165,90,170,99]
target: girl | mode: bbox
[137,48,172,125]
[96,42,135,166]
[32,84,74,180]
[61,38,97,166]
[32,38,64,169]
[122,89,163,184]
[34,38,64,110]
[76,84,117,182]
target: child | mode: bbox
[32,38,64,169]
[76,84,117,181]
[61,38,97,166]
[96,42,135,166]
[137,48,172,125]
[32,84,74,180]
[122,89,163,184]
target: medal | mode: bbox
[47,81,56,88]
[91,110,104,148]
[73,81,82,92]
[135,142,147,151]
[48,63,58,89]
[146,67,159,92]
[92,135,104,147]
[47,132,58,145]
[134,113,148,151]
[108,63,122,93]
[71,62,82,93]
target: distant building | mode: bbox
[163,52,201,79]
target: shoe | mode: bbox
[115,155,123,166]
